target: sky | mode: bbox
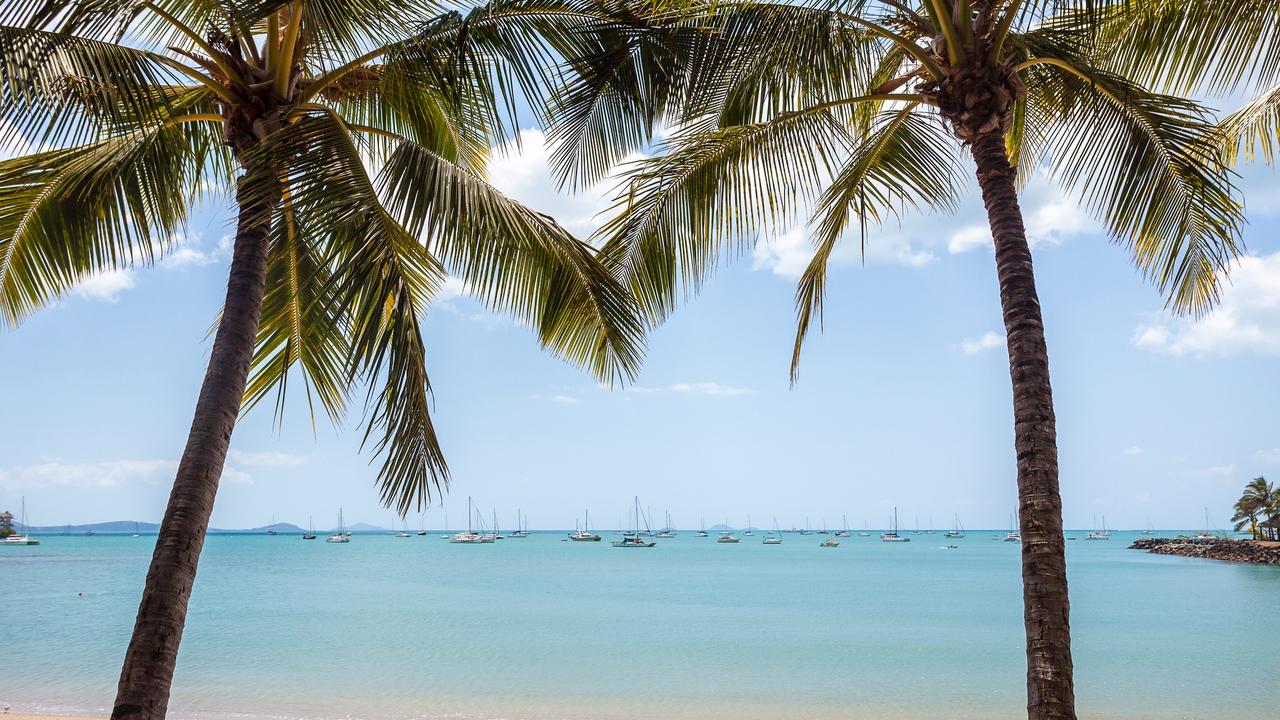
[2,126,1278,533]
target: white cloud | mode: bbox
[72,269,136,303]
[1123,446,1144,456]
[156,232,225,268]
[751,223,937,279]
[221,467,254,485]
[946,190,1098,256]
[630,381,753,397]
[486,128,631,240]
[959,330,1006,354]
[0,459,176,489]
[1133,252,1280,357]
[228,449,306,467]
[552,395,582,404]
[1256,448,1280,465]
[948,225,991,254]
[1183,464,1238,478]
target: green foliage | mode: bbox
[587,0,1244,373]
[1,0,651,514]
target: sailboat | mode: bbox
[302,516,317,540]
[1142,516,1153,535]
[858,520,871,538]
[568,509,602,541]
[1004,509,1022,542]
[834,515,850,538]
[132,521,141,538]
[717,515,740,543]
[763,517,783,544]
[927,516,935,534]
[695,517,708,538]
[4,498,40,545]
[417,511,427,536]
[266,514,277,535]
[486,510,505,540]
[509,509,529,538]
[395,517,412,538]
[450,497,489,543]
[440,511,450,539]
[743,514,753,536]
[655,510,676,538]
[945,513,966,539]
[326,510,350,543]
[1083,514,1110,540]
[881,508,910,542]
[612,497,657,547]
[1195,507,1217,540]
[912,515,921,535]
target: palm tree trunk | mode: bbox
[111,176,272,720]
[969,131,1076,720]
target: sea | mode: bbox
[3,529,1277,720]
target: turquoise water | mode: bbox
[4,530,1277,719]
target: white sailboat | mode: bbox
[302,516,317,540]
[132,521,141,538]
[743,514,753,536]
[763,517,783,544]
[326,510,350,543]
[417,511,427,536]
[568,509,602,541]
[509,509,529,537]
[695,517,708,537]
[1083,514,1111,540]
[834,515,850,538]
[655,510,676,538]
[945,513,966,539]
[717,516,740,543]
[858,520,871,538]
[1142,516,1153,536]
[612,497,657,547]
[4,498,40,545]
[881,507,910,542]
[450,497,490,543]
[1195,507,1218,540]
[1004,509,1022,542]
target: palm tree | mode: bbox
[1,1,647,717]
[564,2,1244,718]
[1233,477,1277,538]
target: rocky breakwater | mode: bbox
[1129,537,1280,565]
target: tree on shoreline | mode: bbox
[1232,477,1277,539]
[1,1,648,717]
[568,2,1245,717]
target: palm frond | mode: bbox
[596,102,855,325]
[243,191,351,428]
[1220,81,1280,165]
[0,117,230,327]
[0,25,209,148]
[793,106,963,379]
[241,110,448,513]
[379,134,645,384]
[1019,48,1245,315]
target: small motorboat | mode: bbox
[716,532,740,544]
[820,538,839,548]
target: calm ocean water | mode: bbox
[4,529,1277,719]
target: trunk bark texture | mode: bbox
[111,175,272,720]
[970,131,1076,720]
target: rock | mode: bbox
[1129,537,1280,565]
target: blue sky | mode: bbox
[2,128,1278,533]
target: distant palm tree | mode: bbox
[1,2,646,718]
[566,2,1244,717]
[1232,477,1277,538]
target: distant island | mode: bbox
[11,520,398,534]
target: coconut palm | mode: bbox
[1,1,648,717]
[565,2,1244,717]
[1232,477,1277,538]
